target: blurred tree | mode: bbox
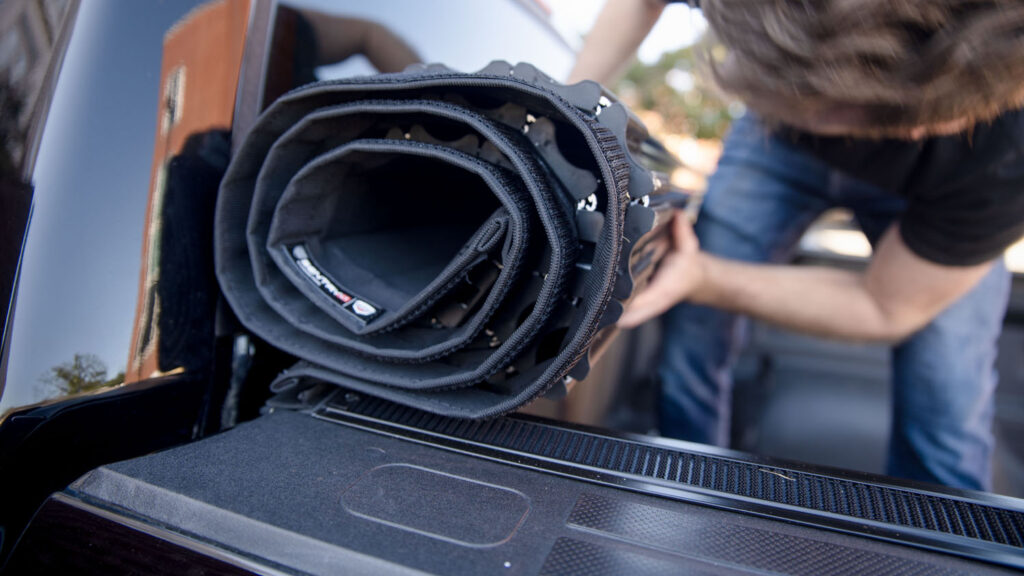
[615,42,737,140]
[41,353,123,396]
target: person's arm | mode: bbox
[300,11,421,73]
[619,214,995,342]
[567,0,667,85]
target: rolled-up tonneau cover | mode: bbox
[215,61,688,418]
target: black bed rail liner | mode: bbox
[318,390,1024,570]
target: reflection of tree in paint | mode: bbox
[40,353,125,396]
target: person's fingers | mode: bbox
[673,211,698,254]
[618,260,685,328]
[619,213,700,328]
[619,291,675,327]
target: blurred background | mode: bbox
[537,0,1024,498]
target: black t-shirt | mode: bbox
[785,109,1024,266]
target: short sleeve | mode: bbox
[901,151,1024,266]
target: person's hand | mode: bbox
[618,212,707,328]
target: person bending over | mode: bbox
[571,0,1024,491]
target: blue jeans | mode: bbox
[659,114,1010,491]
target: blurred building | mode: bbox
[126,0,250,383]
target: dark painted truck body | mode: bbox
[1,1,1022,573]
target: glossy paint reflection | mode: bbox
[274,0,573,89]
[0,0,76,408]
[1,0,574,416]
[125,0,249,384]
[1,0,246,414]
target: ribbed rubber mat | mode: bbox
[565,493,966,576]
[320,394,1024,553]
[539,538,728,576]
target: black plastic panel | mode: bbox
[341,464,530,546]
[58,410,1019,575]
[539,538,740,576]
[566,493,964,576]
[3,495,259,576]
[318,392,1024,569]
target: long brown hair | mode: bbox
[701,0,1024,137]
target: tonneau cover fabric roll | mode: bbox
[216,61,685,418]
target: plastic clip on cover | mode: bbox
[215,61,689,418]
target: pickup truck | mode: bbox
[1,1,1022,573]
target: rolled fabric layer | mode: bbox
[216,61,688,418]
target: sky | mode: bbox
[546,0,707,64]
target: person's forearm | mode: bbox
[302,13,421,72]
[691,255,919,342]
[567,0,666,85]
[620,218,993,339]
